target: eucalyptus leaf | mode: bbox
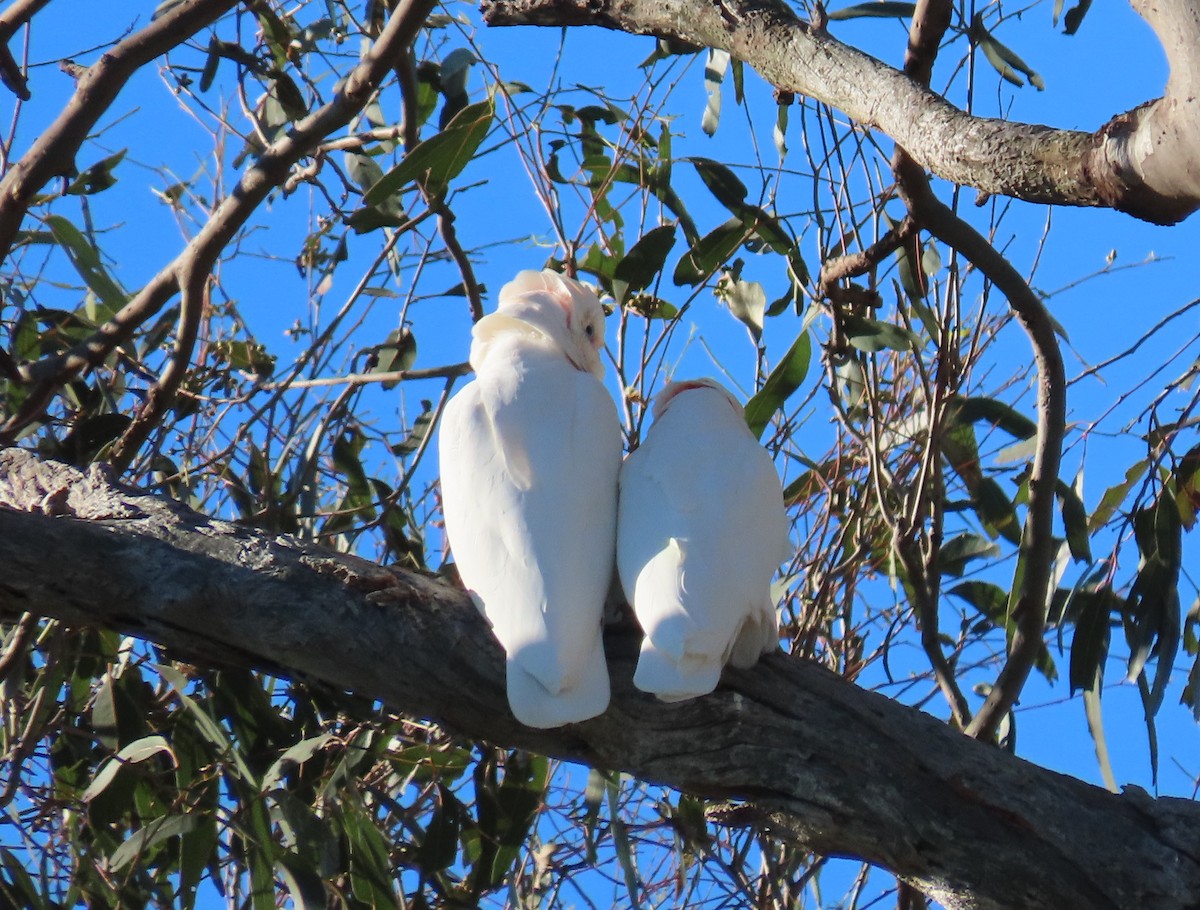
[745,331,812,438]
[366,97,494,201]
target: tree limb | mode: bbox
[891,155,1067,743]
[481,0,1200,224]
[0,0,51,100]
[0,447,1196,910]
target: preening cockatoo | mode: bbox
[438,269,621,728]
[617,378,790,701]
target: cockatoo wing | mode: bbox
[618,382,789,701]
[439,336,621,728]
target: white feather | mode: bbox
[617,378,790,702]
[439,270,620,728]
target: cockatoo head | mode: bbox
[652,377,743,421]
[473,270,607,379]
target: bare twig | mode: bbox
[0,611,37,681]
[817,218,916,294]
[264,362,471,390]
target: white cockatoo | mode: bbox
[438,269,621,728]
[617,378,791,701]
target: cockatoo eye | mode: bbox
[584,323,596,339]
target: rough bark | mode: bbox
[1,448,1198,910]
[481,0,1200,225]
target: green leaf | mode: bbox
[199,34,221,91]
[782,458,834,506]
[392,401,434,456]
[828,1,917,19]
[345,151,386,195]
[333,432,372,511]
[110,814,201,872]
[973,476,1021,544]
[938,533,1000,576]
[948,581,1009,622]
[686,157,808,285]
[152,0,188,18]
[213,340,276,377]
[1069,589,1112,695]
[178,811,219,909]
[66,149,126,196]
[439,48,476,104]
[1089,458,1149,532]
[1062,0,1093,33]
[842,313,919,353]
[1172,442,1200,529]
[952,396,1037,440]
[715,269,766,344]
[277,853,328,910]
[470,751,550,892]
[370,327,417,389]
[346,205,409,233]
[673,217,748,286]
[83,735,176,802]
[417,784,462,873]
[835,356,865,409]
[45,215,128,310]
[366,96,494,202]
[254,5,295,69]
[745,331,812,438]
[614,224,677,298]
[689,157,748,212]
[1084,677,1119,793]
[262,733,333,791]
[1056,477,1091,563]
[973,14,1045,90]
[774,99,789,160]
[606,776,643,910]
[0,847,48,910]
[1125,496,1183,690]
[345,805,398,905]
[390,742,473,787]
[271,72,308,121]
[625,295,679,320]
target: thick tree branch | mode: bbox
[482,0,1200,224]
[0,0,440,447]
[0,448,1196,910]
